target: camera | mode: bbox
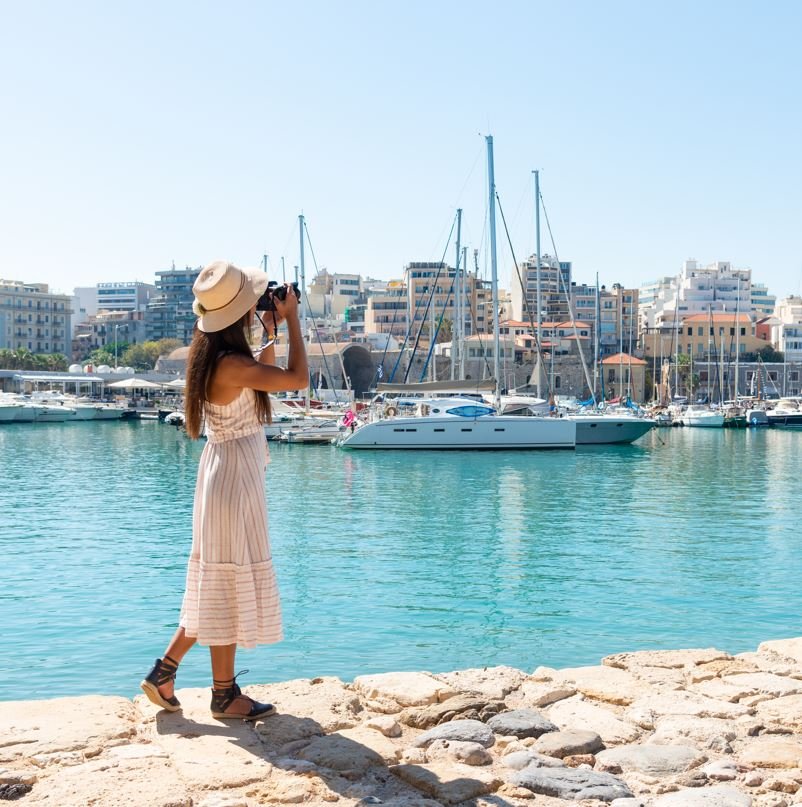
[256,281,301,311]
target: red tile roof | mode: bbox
[682,312,752,323]
[601,352,647,365]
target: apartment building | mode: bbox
[0,279,72,355]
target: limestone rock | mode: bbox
[435,666,528,700]
[20,757,189,806]
[533,729,604,759]
[295,733,386,776]
[546,697,641,745]
[555,664,651,706]
[626,692,751,729]
[611,800,650,807]
[352,672,457,708]
[648,716,738,747]
[739,737,802,769]
[690,659,762,684]
[518,679,576,708]
[735,652,801,678]
[392,762,502,805]
[724,673,802,699]
[0,696,136,759]
[247,676,363,732]
[758,639,802,667]
[364,715,402,738]
[702,760,739,781]
[139,689,271,788]
[426,739,492,765]
[691,678,758,703]
[604,648,732,671]
[336,726,402,764]
[596,744,705,776]
[651,785,752,805]
[756,695,802,730]
[509,765,633,801]
[486,708,558,739]
[413,719,495,748]
[398,693,504,729]
[400,747,426,764]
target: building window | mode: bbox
[697,326,703,336]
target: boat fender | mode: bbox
[384,405,398,418]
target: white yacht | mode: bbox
[338,398,576,450]
[0,399,22,421]
[567,411,655,444]
[93,403,127,420]
[680,405,725,428]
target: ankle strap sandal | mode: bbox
[210,669,276,721]
[140,655,181,712]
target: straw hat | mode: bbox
[192,261,268,333]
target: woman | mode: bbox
[140,260,308,720]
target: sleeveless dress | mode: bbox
[179,387,283,647]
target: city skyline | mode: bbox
[2,2,801,297]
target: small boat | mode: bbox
[94,404,127,420]
[164,411,186,427]
[277,419,343,444]
[680,405,724,428]
[0,400,22,421]
[766,399,802,428]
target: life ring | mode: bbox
[384,405,398,418]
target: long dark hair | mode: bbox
[185,312,271,439]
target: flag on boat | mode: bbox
[376,364,384,379]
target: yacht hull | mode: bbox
[681,413,725,427]
[340,415,576,450]
[0,406,21,422]
[572,416,654,444]
[767,413,802,427]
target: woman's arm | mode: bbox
[216,291,309,394]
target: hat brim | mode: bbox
[196,268,269,333]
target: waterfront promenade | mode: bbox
[4,638,802,805]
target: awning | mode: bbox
[106,378,163,390]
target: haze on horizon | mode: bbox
[1,1,800,298]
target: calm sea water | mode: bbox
[1,421,800,701]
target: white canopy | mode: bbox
[163,378,186,388]
[106,378,163,390]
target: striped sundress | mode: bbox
[179,387,283,648]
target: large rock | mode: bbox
[756,693,802,729]
[625,691,751,729]
[604,648,731,671]
[502,750,566,770]
[554,665,651,706]
[509,765,633,802]
[435,666,528,700]
[0,696,137,759]
[486,709,558,739]
[353,672,457,708]
[595,743,705,776]
[518,680,577,708]
[392,762,502,805]
[533,730,604,759]
[247,676,363,732]
[647,715,738,747]
[295,732,385,777]
[398,693,504,729]
[413,719,495,748]
[724,672,802,698]
[426,739,492,765]
[21,757,190,806]
[651,785,752,806]
[138,689,272,788]
[757,637,802,667]
[546,697,641,745]
[738,736,802,769]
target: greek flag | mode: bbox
[376,364,384,380]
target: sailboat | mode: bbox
[338,137,576,451]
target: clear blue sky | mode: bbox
[1,0,800,297]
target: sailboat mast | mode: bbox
[452,208,462,381]
[734,274,741,401]
[299,214,309,412]
[461,246,468,380]
[593,272,599,402]
[486,135,501,406]
[533,170,542,398]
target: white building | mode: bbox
[510,254,572,322]
[640,260,753,334]
[751,283,776,317]
[72,281,156,336]
[772,297,802,362]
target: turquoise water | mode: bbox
[1,421,800,701]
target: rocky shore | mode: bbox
[6,639,802,806]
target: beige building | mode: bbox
[642,312,763,361]
[0,279,72,355]
[601,353,647,401]
[364,281,409,338]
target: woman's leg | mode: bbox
[209,644,274,718]
[157,627,196,699]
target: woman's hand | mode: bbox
[274,284,299,320]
